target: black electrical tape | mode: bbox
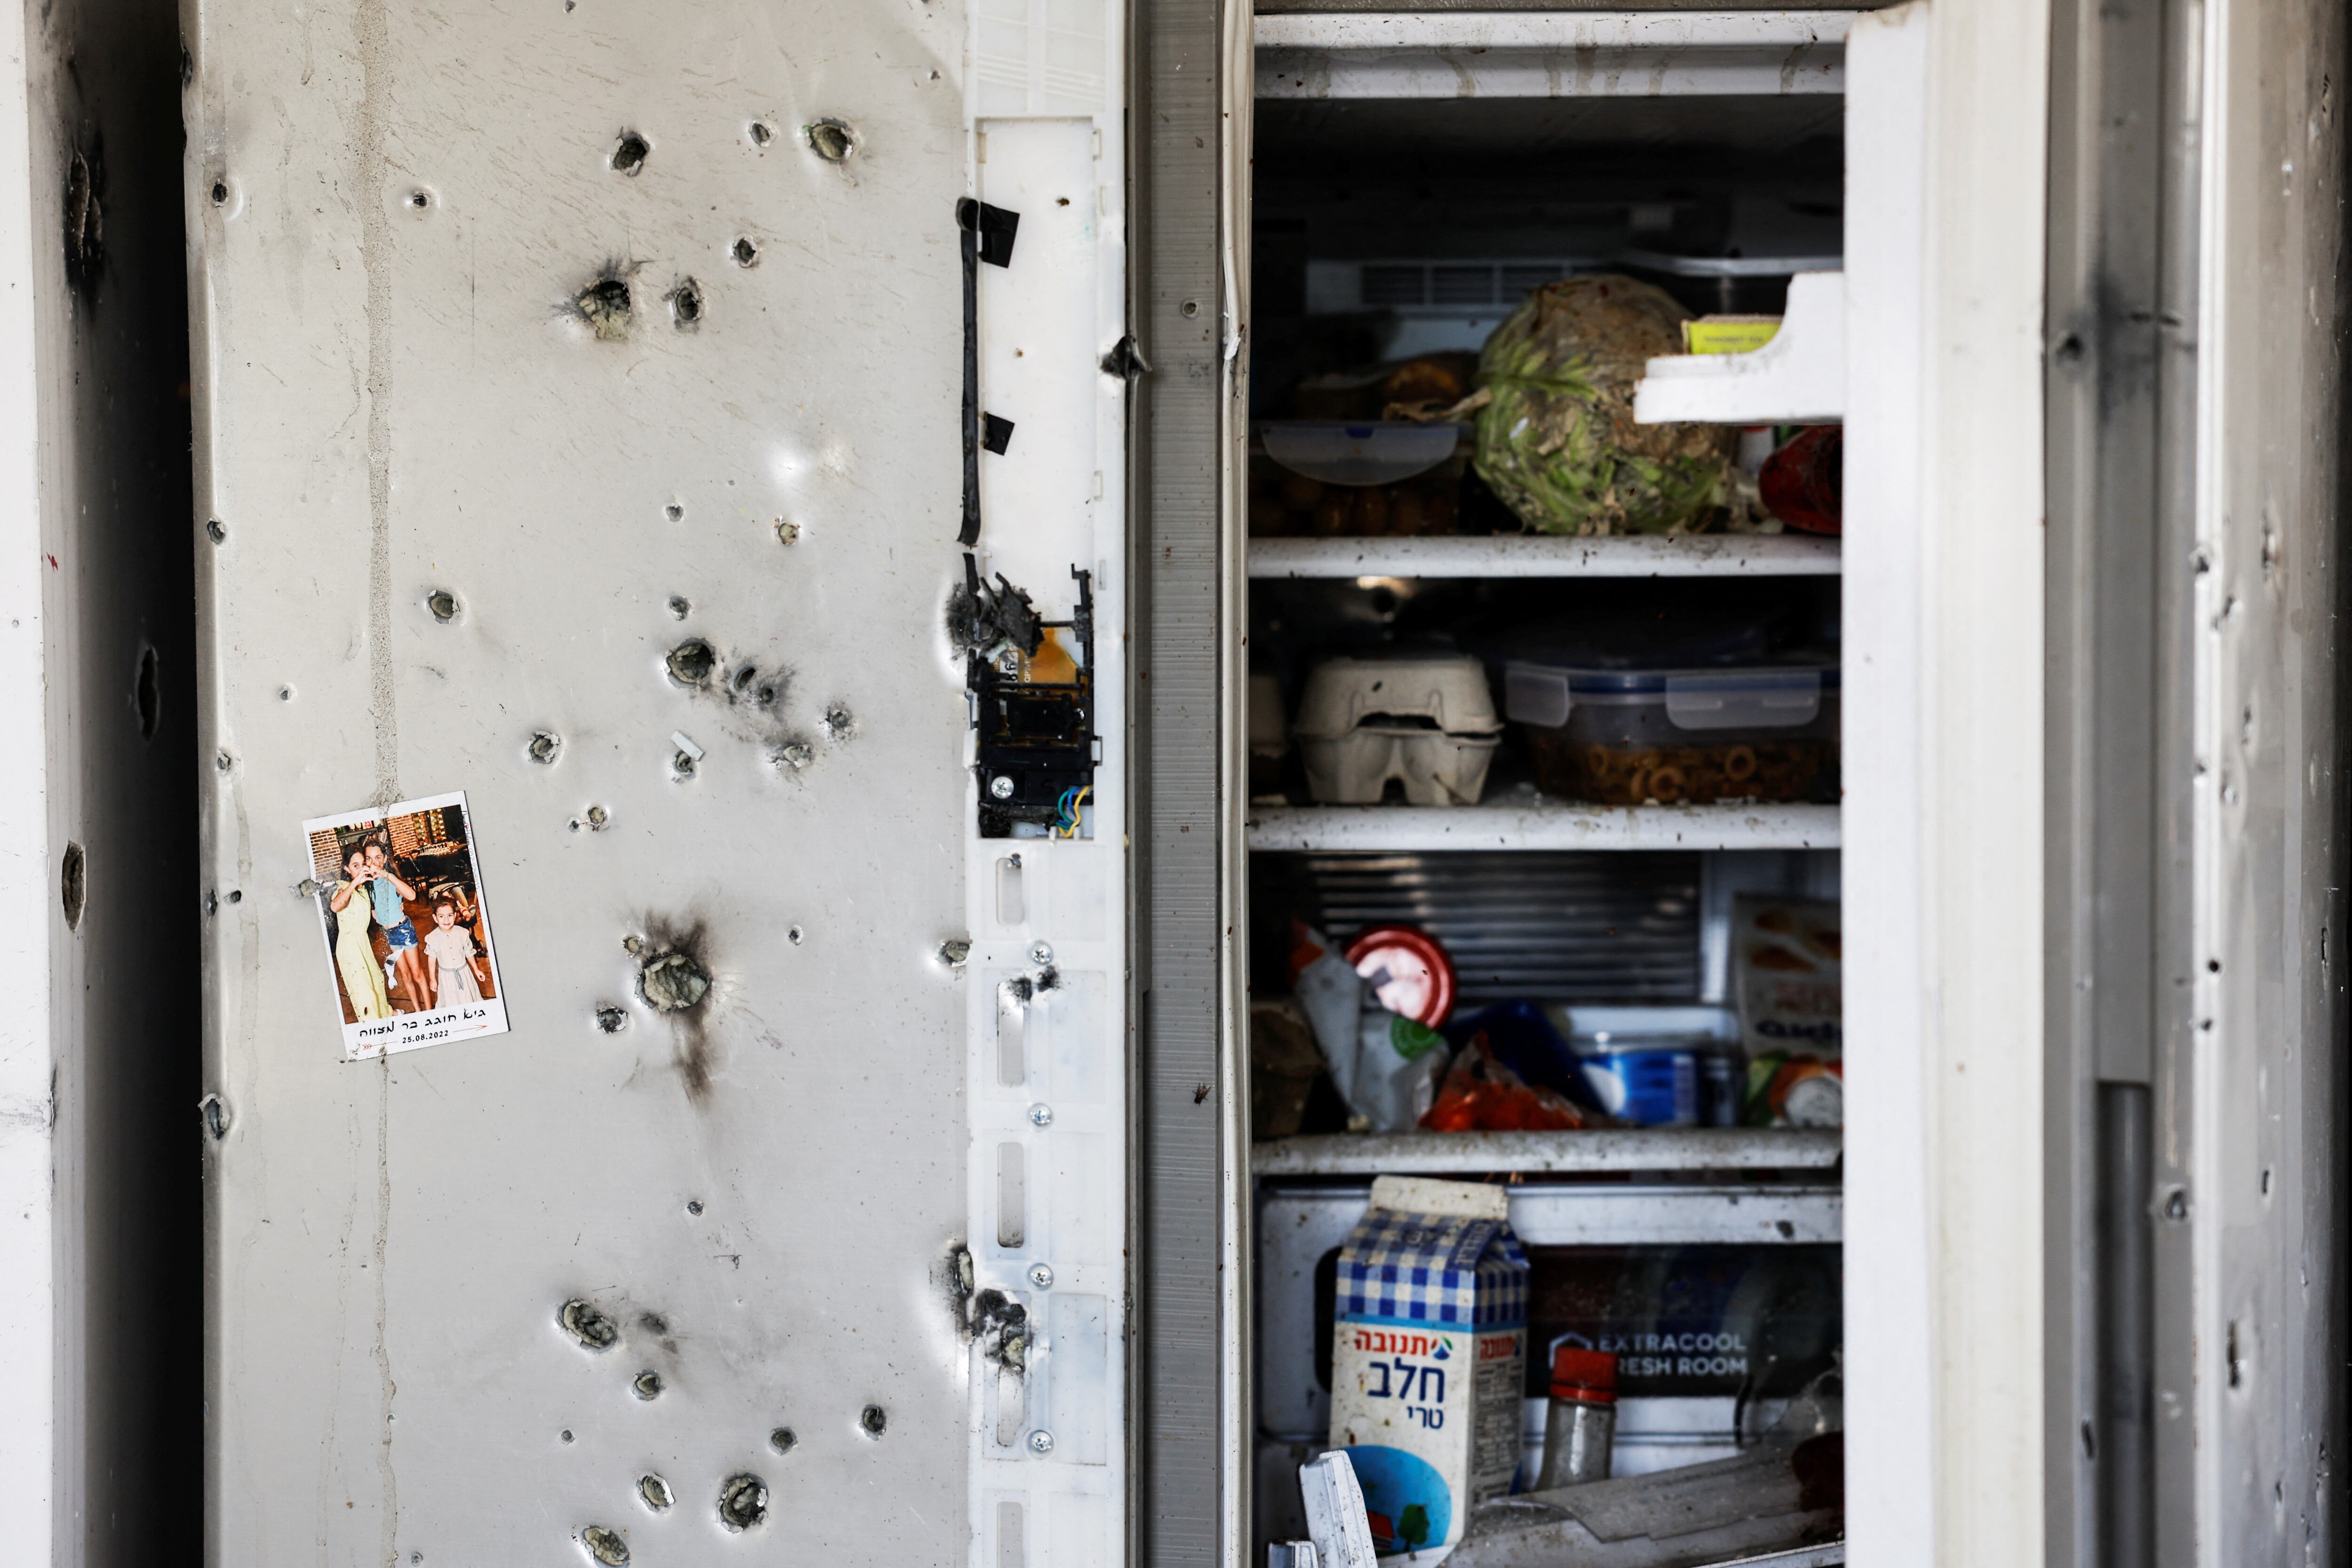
[982,413,1015,455]
[956,201,1020,547]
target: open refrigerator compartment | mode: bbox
[1243,39,1850,1566]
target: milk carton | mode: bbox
[1330,1177,1528,1560]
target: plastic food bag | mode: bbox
[1421,1035,1596,1132]
[1289,922,1447,1132]
[1471,276,1739,537]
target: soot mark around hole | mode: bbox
[610,131,650,175]
[595,1005,627,1033]
[576,274,632,341]
[65,143,103,292]
[134,645,159,740]
[627,916,716,1099]
[61,843,85,930]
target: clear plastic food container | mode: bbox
[1502,656,1839,805]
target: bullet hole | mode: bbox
[860,1404,888,1437]
[209,179,226,206]
[528,731,561,764]
[664,502,684,521]
[685,1199,703,1215]
[732,237,759,267]
[427,589,459,622]
[729,663,759,697]
[205,518,225,542]
[134,644,159,739]
[2160,1186,2191,1223]
[668,278,702,328]
[667,595,689,619]
[717,1474,769,1532]
[408,189,429,210]
[576,276,632,341]
[580,1524,629,1566]
[631,1370,662,1400]
[1775,1219,1796,1239]
[216,750,233,771]
[2054,332,2085,366]
[226,889,242,904]
[638,949,711,1013]
[588,805,608,826]
[204,890,218,916]
[820,702,855,741]
[770,1426,797,1453]
[785,925,804,947]
[610,131,650,175]
[297,878,320,897]
[806,119,854,161]
[1181,299,1200,318]
[2208,958,2223,972]
[595,1005,627,1034]
[199,1093,228,1140]
[560,1298,620,1351]
[638,1475,672,1512]
[749,121,774,146]
[773,742,814,770]
[1057,196,1070,206]
[939,939,971,966]
[666,639,715,686]
[774,518,800,545]
[61,843,85,931]
[278,686,294,700]
[672,750,697,779]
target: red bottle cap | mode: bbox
[1549,1346,1618,1404]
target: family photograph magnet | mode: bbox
[303,792,510,1059]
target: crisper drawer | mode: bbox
[1255,1180,1842,1483]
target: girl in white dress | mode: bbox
[422,900,488,1006]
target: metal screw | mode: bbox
[1026,1103,1053,1128]
[989,775,1015,799]
[1027,1429,1055,1455]
[1028,941,1054,966]
[1027,1263,1054,1290]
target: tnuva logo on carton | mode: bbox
[1330,1176,1528,1561]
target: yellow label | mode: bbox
[1682,316,1783,355]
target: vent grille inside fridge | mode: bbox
[1276,850,1702,1003]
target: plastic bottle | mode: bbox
[1534,1346,1618,1490]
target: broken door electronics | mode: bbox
[962,555,1097,838]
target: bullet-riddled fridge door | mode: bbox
[189,0,1128,1560]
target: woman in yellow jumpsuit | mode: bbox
[328,845,393,1020]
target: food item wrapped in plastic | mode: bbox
[1471,275,1738,536]
[1290,921,1447,1131]
[1421,1034,1597,1132]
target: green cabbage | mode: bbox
[1473,275,1738,535]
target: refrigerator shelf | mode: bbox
[1252,1128,1843,1178]
[1254,12,1849,101]
[1248,533,1840,581]
[1247,799,1840,853]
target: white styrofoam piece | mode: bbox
[1300,1450,1381,1568]
[1248,534,1841,580]
[1255,13,1847,101]
[1634,271,1846,426]
[1246,801,1840,853]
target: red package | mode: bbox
[1759,425,1842,535]
[1421,1035,1595,1132]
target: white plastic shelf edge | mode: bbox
[1635,271,1847,425]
